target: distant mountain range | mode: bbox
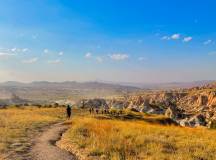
[134,80,215,89]
[0,81,139,105]
[97,80,215,89]
[0,80,214,105]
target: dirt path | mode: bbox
[30,123,76,160]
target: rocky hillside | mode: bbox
[77,82,216,128]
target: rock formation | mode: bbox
[77,82,216,128]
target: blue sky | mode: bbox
[0,0,216,83]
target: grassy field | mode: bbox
[1,107,216,160]
[0,106,66,159]
[59,111,216,160]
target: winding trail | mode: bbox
[30,123,76,160]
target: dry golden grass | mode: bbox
[0,106,66,159]
[60,111,216,160]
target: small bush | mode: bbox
[89,148,104,156]
[209,120,216,129]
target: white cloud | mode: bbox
[96,57,103,63]
[204,40,212,45]
[171,34,180,40]
[48,59,61,64]
[0,52,16,59]
[22,57,38,64]
[44,49,49,54]
[183,37,192,42]
[162,33,188,41]
[22,48,29,52]
[161,34,181,40]
[11,48,17,52]
[138,57,147,61]
[85,52,92,59]
[109,54,129,61]
[161,36,170,40]
[58,51,64,56]
[6,47,29,53]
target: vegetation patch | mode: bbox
[59,111,216,160]
[0,107,66,159]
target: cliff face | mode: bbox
[207,92,216,106]
[111,82,216,127]
[177,91,216,107]
[77,82,216,127]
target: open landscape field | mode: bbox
[59,110,216,160]
[0,107,66,159]
[1,106,216,160]
[1,1,216,159]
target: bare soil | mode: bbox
[30,123,76,160]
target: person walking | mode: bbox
[66,104,72,119]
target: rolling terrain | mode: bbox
[1,81,216,160]
[76,81,216,128]
[0,80,212,106]
[0,81,139,106]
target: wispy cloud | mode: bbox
[0,47,28,59]
[109,54,129,61]
[162,34,193,42]
[22,57,38,64]
[161,33,180,40]
[183,36,192,42]
[43,49,64,56]
[58,51,64,56]
[161,36,170,40]
[10,47,29,53]
[11,48,17,52]
[85,52,92,59]
[43,49,49,54]
[48,59,61,64]
[96,57,103,63]
[0,52,16,59]
[22,48,29,52]
[203,40,212,45]
[171,34,180,40]
[138,57,147,61]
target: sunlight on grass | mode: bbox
[0,107,65,158]
[60,112,216,160]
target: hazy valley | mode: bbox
[1,1,216,159]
